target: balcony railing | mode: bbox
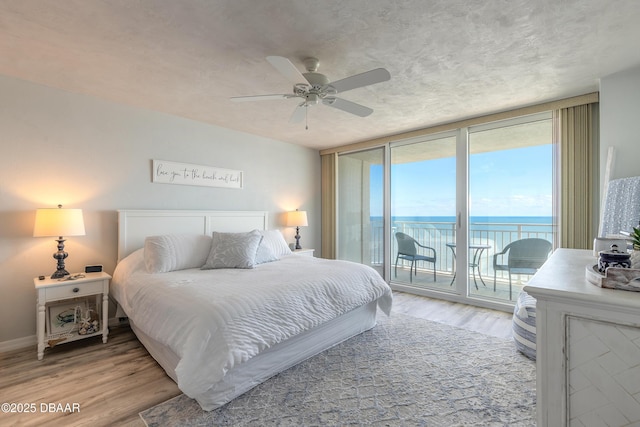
[370,219,555,281]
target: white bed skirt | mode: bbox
[130,300,380,410]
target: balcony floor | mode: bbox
[388,266,529,303]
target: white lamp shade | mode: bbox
[286,210,308,227]
[33,208,86,237]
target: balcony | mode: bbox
[370,218,555,302]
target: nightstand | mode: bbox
[293,248,315,257]
[34,272,111,360]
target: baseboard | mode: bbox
[0,317,129,353]
[0,334,36,353]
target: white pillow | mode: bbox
[144,234,212,274]
[255,243,279,265]
[259,230,292,258]
[201,230,263,269]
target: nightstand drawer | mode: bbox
[45,280,105,300]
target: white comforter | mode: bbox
[111,250,392,398]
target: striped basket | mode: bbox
[512,291,537,360]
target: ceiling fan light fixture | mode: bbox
[306,93,320,105]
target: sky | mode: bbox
[370,144,554,218]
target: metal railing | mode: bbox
[370,219,555,280]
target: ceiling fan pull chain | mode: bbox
[305,105,308,130]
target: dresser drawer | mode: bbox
[44,280,105,301]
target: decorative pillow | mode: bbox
[201,230,263,269]
[144,234,213,274]
[259,229,292,258]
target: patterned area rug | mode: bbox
[140,314,536,426]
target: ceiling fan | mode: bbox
[231,56,391,126]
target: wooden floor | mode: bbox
[0,292,513,426]
[392,291,513,339]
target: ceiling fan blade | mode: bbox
[323,97,373,117]
[230,94,292,102]
[289,104,307,123]
[328,68,391,93]
[266,56,308,84]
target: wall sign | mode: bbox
[152,160,243,189]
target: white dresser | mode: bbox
[524,248,640,426]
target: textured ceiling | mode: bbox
[1,0,639,150]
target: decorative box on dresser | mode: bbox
[524,248,640,426]
[34,272,111,360]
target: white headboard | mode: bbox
[117,210,269,262]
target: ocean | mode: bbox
[387,216,553,225]
[371,216,556,241]
[371,216,554,232]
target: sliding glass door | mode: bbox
[334,112,556,308]
[337,148,384,276]
[467,113,554,302]
[390,134,457,290]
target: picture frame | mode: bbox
[46,299,88,336]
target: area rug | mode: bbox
[140,314,536,426]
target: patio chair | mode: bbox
[394,232,437,282]
[493,238,552,300]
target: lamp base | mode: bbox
[294,227,302,250]
[51,268,70,279]
[51,238,70,279]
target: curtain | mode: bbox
[555,103,599,249]
[320,153,337,259]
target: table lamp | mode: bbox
[286,209,308,249]
[33,205,86,279]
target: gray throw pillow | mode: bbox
[201,230,262,269]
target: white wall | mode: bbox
[0,75,320,345]
[600,65,640,184]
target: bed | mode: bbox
[111,209,392,411]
